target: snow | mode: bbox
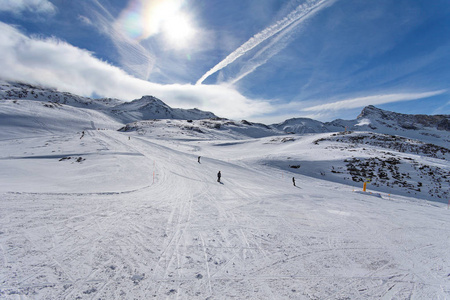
[1,127,450,299]
[1,87,449,298]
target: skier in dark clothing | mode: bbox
[198,156,201,163]
[292,177,296,186]
[217,171,221,183]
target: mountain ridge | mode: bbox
[0,81,217,123]
[1,80,449,145]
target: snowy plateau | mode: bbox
[0,81,449,299]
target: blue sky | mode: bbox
[0,0,449,123]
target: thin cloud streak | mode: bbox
[196,0,333,85]
[303,91,448,112]
[80,0,155,80]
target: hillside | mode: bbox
[0,81,449,298]
[0,81,217,124]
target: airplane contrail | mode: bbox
[196,0,333,85]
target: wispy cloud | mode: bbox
[0,22,272,119]
[0,0,56,14]
[303,90,448,112]
[79,0,155,80]
[196,0,335,85]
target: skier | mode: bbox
[292,177,296,186]
[217,171,221,183]
[198,156,201,163]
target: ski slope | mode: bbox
[1,126,449,299]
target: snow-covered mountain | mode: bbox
[0,80,217,123]
[2,80,448,144]
[1,80,449,299]
[0,80,122,109]
[111,95,216,123]
[272,105,450,147]
[273,117,329,134]
[357,105,449,131]
[325,105,450,147]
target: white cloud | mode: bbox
[303,91,447,112]
[0,0,56,14]
[77,15,93,26]
[0,22,272,120]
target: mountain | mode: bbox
[357,105,449,131]
[0,80,122,109]
[273,117,329,134]
[111,95,217,123]
[326,104,449,133]
[326,105,450,147]
[271,105,450,147]
[0,80,217,123]
[2,80,448,144]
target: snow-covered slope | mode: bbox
[0,100,122,140]
[1,79,450,298]
[257,131,449,201]
[119,118,282,139]
[1,121,449,299]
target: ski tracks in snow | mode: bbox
[1,131,449,299]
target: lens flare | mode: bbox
[116,0,196,49]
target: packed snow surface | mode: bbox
[0,89,449,299]
[1,127,449,299]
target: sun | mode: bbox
[117,0,197,50]
[161,12,195,49]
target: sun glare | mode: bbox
[162,13,195,49]
[117,0,196,50]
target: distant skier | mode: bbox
[217,171,221,183]
[80,131,85,139]
[292,177,296,186]
[198,156,201,163]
